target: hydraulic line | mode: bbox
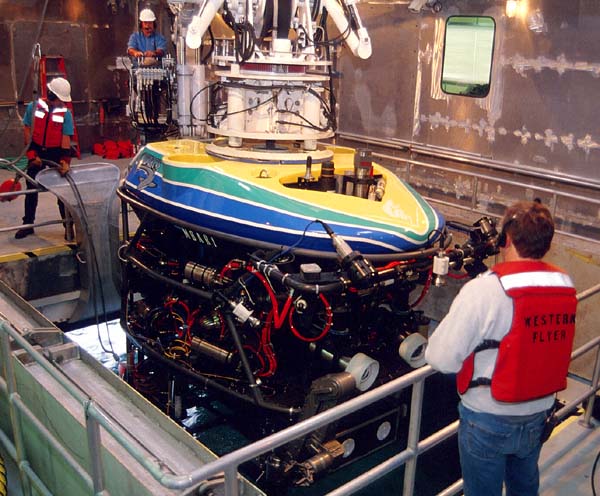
[223,313,264,406]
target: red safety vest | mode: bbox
[456,261,577,402]
[31,99,68,148]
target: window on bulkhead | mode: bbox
[441,16,495,98]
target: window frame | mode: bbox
[441,15,496,98]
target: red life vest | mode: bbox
[31,99,68,148]
[456,261,577,402]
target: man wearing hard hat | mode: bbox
[127,8,167,65]
[14,77,74,239]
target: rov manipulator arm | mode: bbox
[184,0,372,58]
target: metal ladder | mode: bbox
[39,55,81,158]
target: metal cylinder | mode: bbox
[177,64,193,129]
[227,86,245,147]
[304,440,345,474]
[191,64,207,135]
[319,160,336,192]
[306,451,334,474]
[184,262,220,288]
[353,148,373,170]
[190,337,234,364]
[353,148,373,198]
[303,89,321,150]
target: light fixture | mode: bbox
[506,0,519,18]
[528,9,547,33]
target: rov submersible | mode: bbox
[117,0,498,488]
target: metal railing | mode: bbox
[0,186,74,239]
[337,131,600,192]
[0,282,599,496]
[336,133,600,244]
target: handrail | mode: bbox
[0,218,67,235]
[0,282,599,496]
[336,133,600,244]
[0,184,75,237]
[336,131,600,191]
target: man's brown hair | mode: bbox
[501,200,554,259]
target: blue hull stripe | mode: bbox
[124,169,444,254]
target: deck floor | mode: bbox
[539,378,600,496]
[540,416,600,495]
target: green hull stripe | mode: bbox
[138,148,440,242]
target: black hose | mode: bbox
[223,313,264,406]
[593,449,600,496]
[200,26,215,64]
[254,259,346,294]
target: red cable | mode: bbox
[447,271,469,279]
[243,345,266,375]
[246,267,293,329]
[288,293,333,342]
[164,298,190,339]
[165,298,190,319]
[258,312,277,376]
[410,268,432,308]
[220,259,243,279]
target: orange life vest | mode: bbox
[31,99,68,148]
[456,261,577,402]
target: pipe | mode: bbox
[223,313,264,406]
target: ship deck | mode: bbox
[539,379,600,496]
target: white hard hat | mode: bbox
[139,8,156,22]
[47,77,71,102]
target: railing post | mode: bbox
[580,345,600,428]
[85,401,106,494]
[403,378,425,496]
[224,465,240,496]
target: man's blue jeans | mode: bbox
[458,402,546,496]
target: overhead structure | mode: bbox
[169,0,371,160]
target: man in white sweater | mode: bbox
[425,200,577,496]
